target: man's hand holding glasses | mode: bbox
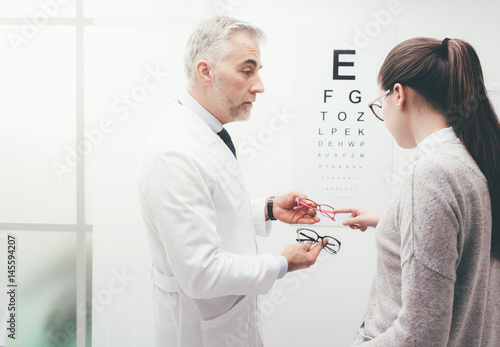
[294,197,341,253]
[280,237,328,272]
[271,195,347,273]
[270,191,321,225]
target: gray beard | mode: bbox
[213,78,251,122]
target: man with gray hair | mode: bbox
[138,16,324,346]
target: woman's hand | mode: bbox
[334,206,382,231]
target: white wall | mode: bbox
[91,1,500,346]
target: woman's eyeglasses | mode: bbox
[368,89,391,121]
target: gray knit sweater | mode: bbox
[353,128,500,346]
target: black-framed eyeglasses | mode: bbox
[368,89,391,121]
[296,228,341,255]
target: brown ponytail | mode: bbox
[378,37,500,260]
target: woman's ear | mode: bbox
[195,59,213,87]
[393,83,406,109]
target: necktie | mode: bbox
[217,128,237,159]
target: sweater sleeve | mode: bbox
[405,159,462,281]
[354,258,455,346]
[354,158,462,346]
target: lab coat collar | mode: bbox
[165,96,217,147]
[178,89,223,133]
[165,95,239,164]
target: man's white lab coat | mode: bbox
[137,98,281,346]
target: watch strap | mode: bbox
[267,196,276,221]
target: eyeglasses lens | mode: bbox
[324,239,341,254]
[297,229,318,244]
[319,204,335,218]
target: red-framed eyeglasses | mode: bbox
[293,198,336,221]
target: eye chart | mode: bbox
[292,25,396,226]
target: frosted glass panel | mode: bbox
[0,0,75,18]
[0,26,76,224]
[0,231,82,347]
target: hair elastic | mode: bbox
[441,37,451,55]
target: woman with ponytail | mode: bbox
[337,37,500,346]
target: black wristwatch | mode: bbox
[266,196,277,221]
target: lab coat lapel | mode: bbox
[166,98,245,180]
